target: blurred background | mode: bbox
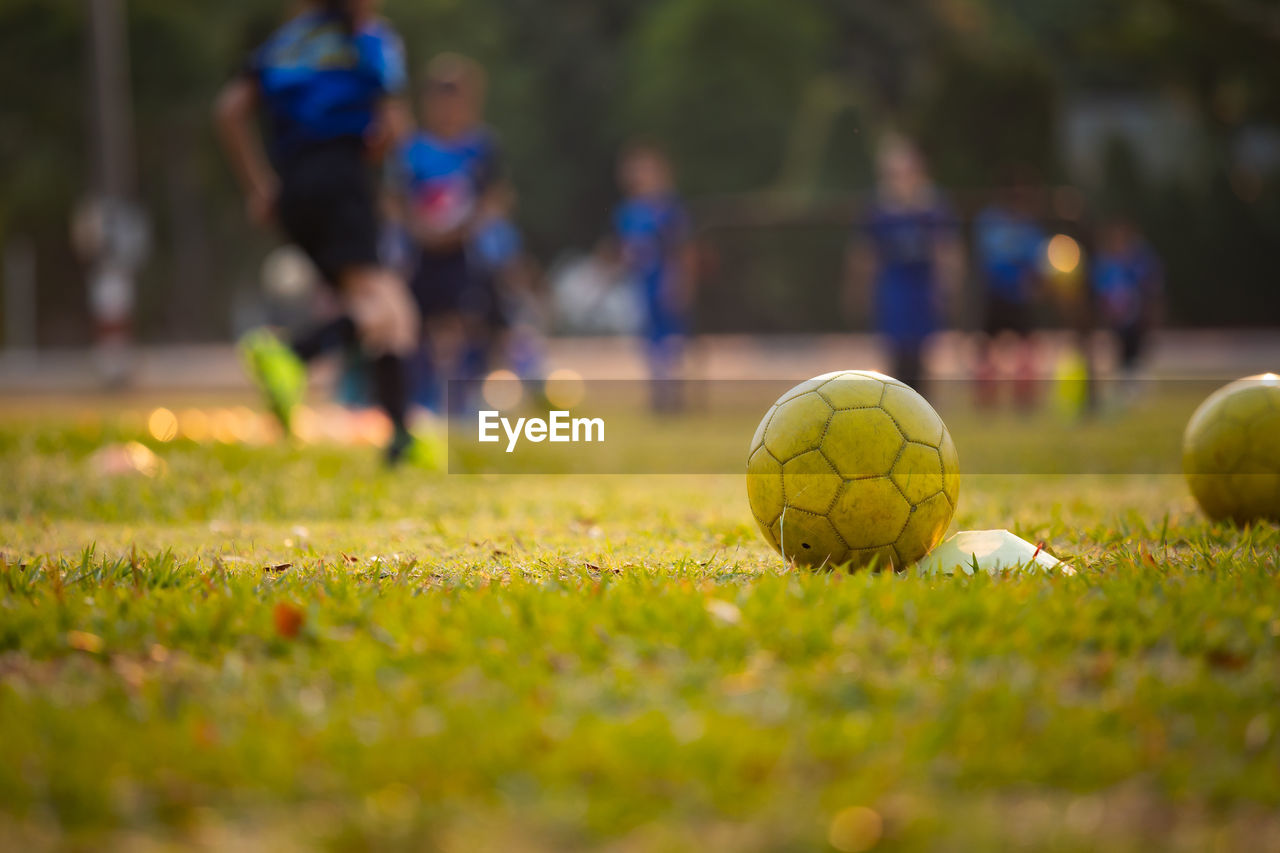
[0,0,1277,358]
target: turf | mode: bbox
[2,397,1279,851]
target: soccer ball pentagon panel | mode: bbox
[1183,374,1280,524]
[746,371,960,570]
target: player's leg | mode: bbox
[1009,300,1038,411]
[646,335,686,413]
[1118,323,1144,372]
[1012,331,1038,410]
[419,252,476,417]
[241,147,362,433]
[1115,321,1148,405]
[337,264,418,461]
[292,316,357,362]
[299,146,418,462]
[405,252,441,412]
[457,267,501,386]
[246,268,417,457]
[891,341,925,397]
[238,327,309,433]
[238,182,329,432]
[974,289,1002,408]
[240,311,375,435]
[643,283,688,413]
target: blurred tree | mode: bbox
[911,48,1058,189]
[0,0,84,228]
[620,0,828,195]
[0,0,87,344]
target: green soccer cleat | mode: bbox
[238,329,307,434]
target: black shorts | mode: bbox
[888,341,926,396]
[467,271,511,332]
[409,249,499,322]
[411,249,468,317]
[275,140,379,287]
[984,292,1032,337]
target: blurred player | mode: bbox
[613,141,696,412]
[1093,215,1163,389]
[972,176,1046,408]
[214,0,419,463]
[391,53,502,412]
[470,182,544,380]
[845,136,962,395]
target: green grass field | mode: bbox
[3,393,1279,851]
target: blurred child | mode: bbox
[470,182,544,380]
[613,141,696,412]
[845,136,962,395]
[391,53,502,411]
[214,0,420,464]
[972,178,1046,408]
[1093,215,1163,385]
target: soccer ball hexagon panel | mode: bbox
[747,371,960,570]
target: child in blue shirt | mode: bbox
[389,53,502,409]
[846,138,962,395]
[1093,216,1163,375]
[613,141,695,411]
[972,181,1046,407]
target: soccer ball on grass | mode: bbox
[747,371,959,570]
[1183,374,1280,524]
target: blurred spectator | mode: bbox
[845,136,963,395]
[972,175,1046,409]
[613,140,696,412]
[1093,215,1164,384]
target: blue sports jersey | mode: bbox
[470,217,521,274]
[615,195,689,287]
[974,205,1044,301]
[1093,243,1161,327]
[393,129,500,241]
[862,199,955,343]
[249,11,406,163]
[615,194,691,340]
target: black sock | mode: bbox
[291,316,357,363]
[371,353,410,436]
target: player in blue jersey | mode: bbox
[613,141,696,412]
[972,179,1046,408]
[1093,215,1163,380]
[845,137,962,395]
[390,53,503,410]
[214,0,419,463]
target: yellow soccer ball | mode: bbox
[1183,374,1280,524]
[746,371,960,570]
